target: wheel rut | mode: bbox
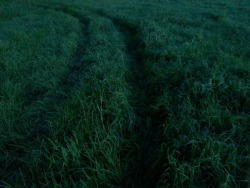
[2,6,92,180]
[20,4,166,186]
[23,6,91,140]
[95,11,166,187]
[58,7,91,93]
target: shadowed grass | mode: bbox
[0,0,249,187]
[95,12,166,187]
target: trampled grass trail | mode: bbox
[0,0,249,187]
[100,14,166,187]
[23,6,92,142]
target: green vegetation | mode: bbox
[0,0,249,187]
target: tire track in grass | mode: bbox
[24,7,91,140]
[1,6,92,183]
[1,6,92,181]
[95,10,166,187]
[58,7,91,93]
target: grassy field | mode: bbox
[0,0,249,187]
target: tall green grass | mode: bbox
[0,0,249,187]
[136,2,250,186]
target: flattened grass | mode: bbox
[0,0,249,187]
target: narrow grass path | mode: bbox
[0,8,93,181]
[59,7,91,93]
[95,10,165,187]
[24,7,91,141]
